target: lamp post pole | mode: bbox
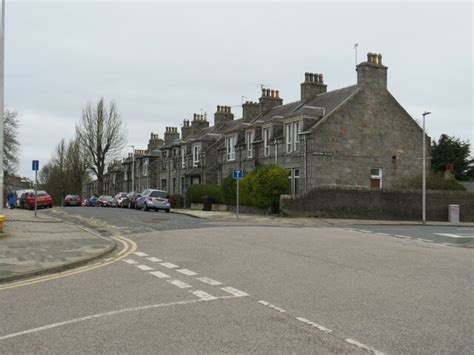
[422,111,431,224]
[129,145,135,192]
[0,0,5,213]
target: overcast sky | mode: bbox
[7,0,473,179]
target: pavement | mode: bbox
[172,208,474,227]
[0,208,116,283]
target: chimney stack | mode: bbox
[191,113,209,135]
[214,105,234,127]
[259,87,283,114]
[181,119,192,140]
[300,72,327,100]
[147,132,164,152]
[357,52,388,89]
[242,101,260,122]
[164,126,180,145]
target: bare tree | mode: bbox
[4,109,20,174]
[76,98,126,194]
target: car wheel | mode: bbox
[165,209,170,213]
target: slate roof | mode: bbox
[255,85,358,126]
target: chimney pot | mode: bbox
[319,74,323,83]
[378,53,382,65]
[276,90,279,98]
[271,90,275,98]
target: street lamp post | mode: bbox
[422,111,431,224]
[129,145,135,192]
[0,0,5,213]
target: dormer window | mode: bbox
[192,144,201,167]
[246,131,255,158]
[263,127,271,156]
[285,120,301,153]
[226,135,237,161]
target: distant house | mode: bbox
[87,52,428,198]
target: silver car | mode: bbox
[135,189,170,212]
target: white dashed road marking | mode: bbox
[134,252,148,257]
[258,300,286,313]
[296,317,332,333]
[435,233,474,239]
[221,287,249,297]
[150,271,170,279]
[160,262,179,269]
[416,238,432,243]
[123,259,138,264]
[197,277,222,286]
[177,268,198,276]
[192,290,218,301]
[136,265,153,271]
[395,235,410,239]
[168,279,192,289]
[146,257,162,262]
[345,338,385,355]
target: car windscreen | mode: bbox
[150,191,168,199]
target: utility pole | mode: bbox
[0,0,5,213]
[422,111,431,224]
[129,145,135,191]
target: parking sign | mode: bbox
[233,169,243,179]
[32,160,39,171]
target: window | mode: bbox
[286,123,292,153]
[181,146,187,168]
[293,121,300,152]
[246,131,254,158]
[288,168,300,195]
[263,127,271,156]
[161,179,167,191]
[143,158,149,177]
[192,145,201,167]
[226,135,237,161]
[370,168,382,189]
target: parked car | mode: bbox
[16,189,33,208]
[114,192,128,207]
[96,195,116,207]
[23,191,53,210]
[86,195,99,207]
[135,189,170,212]
[63,194,82,207]
[123,191,141,209]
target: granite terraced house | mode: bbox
[85,52,428,199]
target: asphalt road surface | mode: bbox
[1,207,472,354]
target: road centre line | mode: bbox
[416,238,432,243]
[221,287,249,297]
[435,233,474,239]
[136,265,153,271]
[295,317,332,333]
[146,257,162,262]
[258,300,286,313]
[150,271,170,279]
[177,268,198,276]
[395,235,411,239]
[197,277,222,286]
[133,252,148,257]
[357,230,372,233]
[0,299,203,341]
[160,262,179,269]
[345,338,385,355]
[168,279,192,289]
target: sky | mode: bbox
[6,0,473,179]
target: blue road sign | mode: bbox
[32,160,39,171]
[233,169,244,179]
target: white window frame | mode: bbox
[246,131,254,158]
[263,127,271,156]
[143,158,149,177]
[192,144,201,167]
[293,121,300,152]
[286,123,292,153]
[226,135,237,161]
[370,168,383,188]
[181,146,187,168]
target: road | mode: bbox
[1,207,472,354]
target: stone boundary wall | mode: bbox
[280,187,474,222]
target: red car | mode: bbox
[64,194,82,207]
[24,191,53,210]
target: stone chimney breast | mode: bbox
[357,52,388,89]
[300,72,327,100]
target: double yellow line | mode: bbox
[0,235,137,291]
